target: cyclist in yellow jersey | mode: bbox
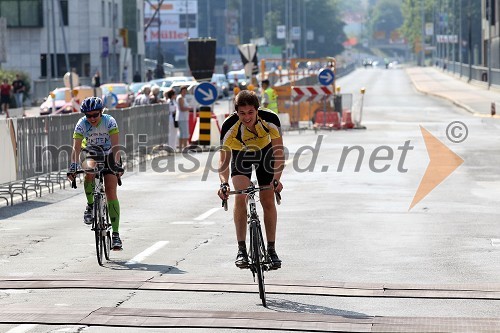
[218,90,285,269]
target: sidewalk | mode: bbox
[406,66,500,117]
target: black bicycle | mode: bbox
[222,180,281,307]
[68,150,122,266]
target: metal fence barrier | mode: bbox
[0,104,169,205]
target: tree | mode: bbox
[298,0,346,57]
[369,0,403,43]
[400,0,481,60]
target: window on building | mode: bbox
[179,14,196,29]
[60,0,68,26]
[114,3,118,26]
[102,1,105,27]
[136,9,141,30]
[0,0,43,27]
[41,53,91,78]
[486,0,496,25]
[108,2,112,28]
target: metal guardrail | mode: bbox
[437,59,500,88]
[0,104,168,205]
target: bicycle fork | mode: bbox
[92,179,106,234]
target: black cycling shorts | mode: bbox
[83,150,121,176]
[231,144,275,185]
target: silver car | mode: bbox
[211,73,229,98]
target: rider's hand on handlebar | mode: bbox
[218,182,230,200]
[272,179,283,193]
[113,162,124,177]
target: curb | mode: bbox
[407,69,479,116]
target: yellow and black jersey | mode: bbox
[220,108,282,151]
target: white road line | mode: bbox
[193,207,221,221]
[125,241,169,265]
[491,239,500,246]
[6,324,38,333]
[171,221,195,225]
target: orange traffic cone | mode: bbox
[342,109,354,129]
[328,112,341,130]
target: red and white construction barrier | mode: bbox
[291,86,333,97]
[292,94,330,103]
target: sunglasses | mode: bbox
[85,112,101,119]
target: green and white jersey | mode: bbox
[73,114,119,154]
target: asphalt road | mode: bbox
[1,66,500,332]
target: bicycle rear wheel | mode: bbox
[103,203,111,261]
[251,221,266,307]
[94,199,104,266]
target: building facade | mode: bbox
[0,0,145,100]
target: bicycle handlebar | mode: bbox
[67,166,123,189]
[221,181,281,211]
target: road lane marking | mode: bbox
[170,221,215,225]
[125,241,169,265]
[193,207,221,221]
[6,324,37,333]
[1,290,29,294]
[491,239,500,246]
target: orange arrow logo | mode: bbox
[409,126,464,211]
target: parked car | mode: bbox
[226,70,248,91]
[39,86,100,115]
[128,82,149,97]
[170,81,199,107]
[149,76,196,98]
[39,88,74,115]
[149,76,195,89]
[211,73,229,98]
[100,83,133,108]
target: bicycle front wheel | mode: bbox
[103,203,111,261]
[94,199,104,266]
[251,222,266,307]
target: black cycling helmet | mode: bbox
[80,96,104,113]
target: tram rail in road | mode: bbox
[2,276,500,331]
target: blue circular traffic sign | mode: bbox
[194,82,218,106]
[318,68,335,86]
[104,92,118,107]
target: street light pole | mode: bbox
[157,0,161,67]
[459,0,462,77]
[488,0,492,88]
[420,0,425,66]
[467,0,472,82]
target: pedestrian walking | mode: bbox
[0,79,12,117]
[12,74,25,109]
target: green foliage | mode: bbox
[400,0,482,54]
[369,0,404,39]
[338,0,366,13]
[234,0,346,58]
[400,0,430,52]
